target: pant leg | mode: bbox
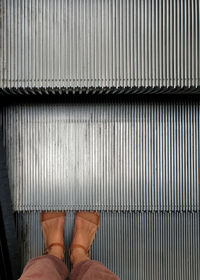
[19,255,68,280]
[70,260,119,280]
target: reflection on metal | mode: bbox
[1,0,199,88]
[16,211,200,280]
[1,86,200,96]
[3,100,200,211]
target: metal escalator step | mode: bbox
[16,211,200,280]
[1,87,200,96]
[1,0,199,88]
[2,100,200,211]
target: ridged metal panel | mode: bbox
[3,100,200,211]
[1,86,200,96]
[16,211,200,280]
[0,0,199,88]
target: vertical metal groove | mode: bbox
[16,212,200,280]
[2,100,200,211]
[0,0,199,88]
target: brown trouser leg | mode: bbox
[19,255,68,280]
[19,256,119,280]
[70,260,120,280]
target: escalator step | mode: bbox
[2,100,200,211]
[16,211,200,280]
[1,0,199,88]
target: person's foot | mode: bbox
[69,211,99,266]
[41,211,66,260]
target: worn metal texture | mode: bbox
[0,0,199,88]
[1,86,200,96]
[16,211,200,280]
[3,100,200,211]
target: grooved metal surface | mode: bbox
[16,211,200,280]
[3,101,200,211]
[1,0,200,88]
[1,86,200,96]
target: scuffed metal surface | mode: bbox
[16,211,200,280]
[1,0,199,88]
[3,100,200,211]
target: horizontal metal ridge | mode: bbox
[16,211,200,280]
[3,100,200,211]
[0,87,200,96]
[1,0,199,88]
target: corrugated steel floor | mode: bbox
[1,97,199,280]
[1,0,200,279]
[2,100,200,212]
[1,0,200,88]
[16,211,200,280]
